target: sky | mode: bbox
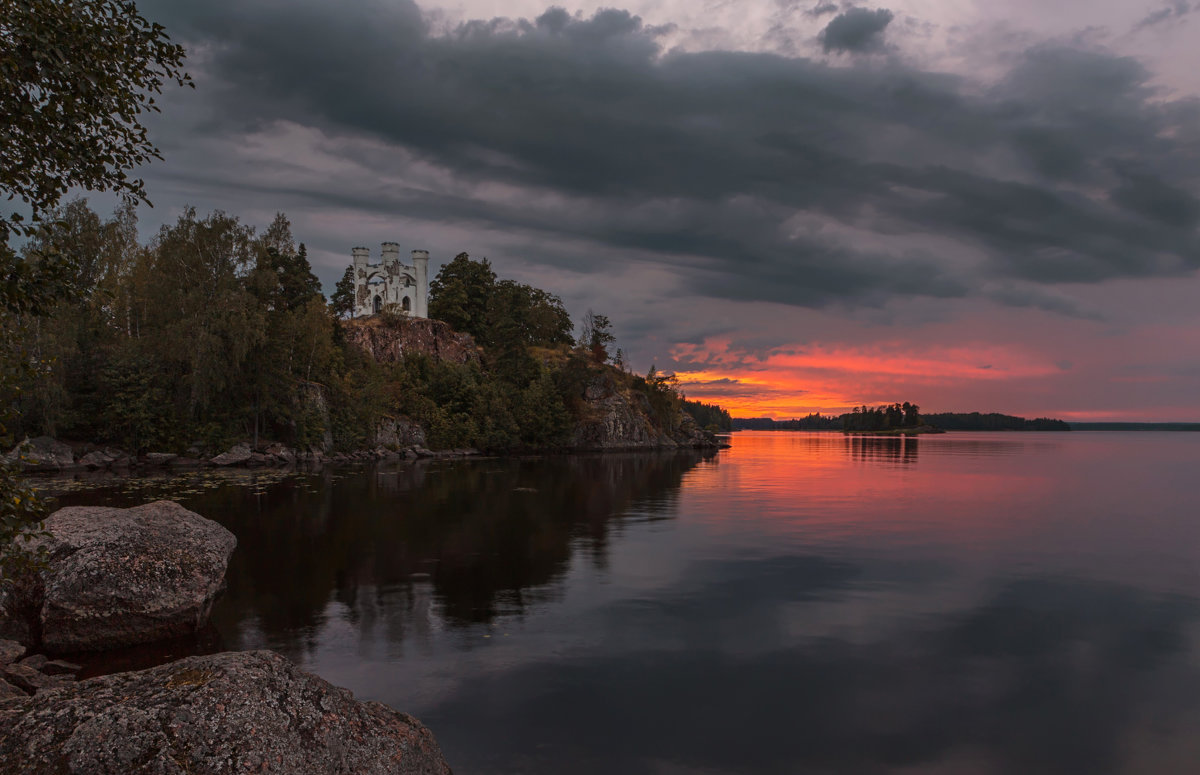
[110,0,1200,419]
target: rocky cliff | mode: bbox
[346,316,723,452]
[569,369,723,451]
[342,315,480,365]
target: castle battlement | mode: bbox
[352,243,429,318]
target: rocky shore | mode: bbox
[5,407,725,477]
[0,649,451,775]
[3,434,481,475]
[0,502,453,774]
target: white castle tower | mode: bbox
[351,243,429,318]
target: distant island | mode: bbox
[735,409,1070,432]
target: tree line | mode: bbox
[680,399,733,432]
[5,201,720,455]
[921,413,1070,431]
[734,408,1072,431]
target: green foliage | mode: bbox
[99,346,175,452]
[7,203,730,460]
[330,265,356,318]
[428,252,496,341]
[0,0,192,240]
[579,309,615,363]
[632,365,682,432]
[428,254,573,353]
[1,0,192,583]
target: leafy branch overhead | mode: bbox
[0,0,192,240]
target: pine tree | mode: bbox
[330,265,356,318]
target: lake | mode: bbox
[49,431,1200,774]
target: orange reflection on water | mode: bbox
[681,431,1062,546]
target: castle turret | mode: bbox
[350,247,370,318]
[411,249,429,318]
[381,241,400,265]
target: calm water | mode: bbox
[51,432,1200,774]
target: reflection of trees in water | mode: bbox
[195,451,714,654]
[424,573,1200,775]
[845,436,919,466]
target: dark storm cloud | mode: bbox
[805,2,842,18]
[1132,1,1194,32]
[819,7,895,52]
[140,1,1200,312]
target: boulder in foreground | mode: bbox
[0,650,452,774]
[0,501,236,652]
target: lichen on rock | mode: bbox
[0,650,452,774]
[0,501,236,652]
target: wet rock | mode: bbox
[246,452,271,467]
[143,452,178,466]
[78,449,117,469]
[1,501,236,652]
[210,443,251,466]
[0,650,452,774]
[41,659,82,677]
[0,678,25,700]
[16,654,47,671]
[4,436,76,471]
[264,443,295,464]
[2,663,65,694]
[0,640,24,666]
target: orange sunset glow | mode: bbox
[672,338,1063,418]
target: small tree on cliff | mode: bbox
[579,310,615,363]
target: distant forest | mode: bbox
[923,413,1070,431]
[734,410,1071,432]
[681,399,732,432]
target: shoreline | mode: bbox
[8,434,729,479]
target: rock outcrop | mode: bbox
[376,415,427,449]
[343,315,480,366]
[569,371,723,450]
[3,436,78,472]
[210,443,252,466]
[0,650,452,775]
[0,501,236,652]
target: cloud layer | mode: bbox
[144,1,1200,303]
[126,0,1200,418]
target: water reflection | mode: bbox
[46,432,1200,774]
[423,573,1199,775]
[57,451,717,654]
[846,435,920,465]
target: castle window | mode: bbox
[373,295,382,314]
[402,297,411,312]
